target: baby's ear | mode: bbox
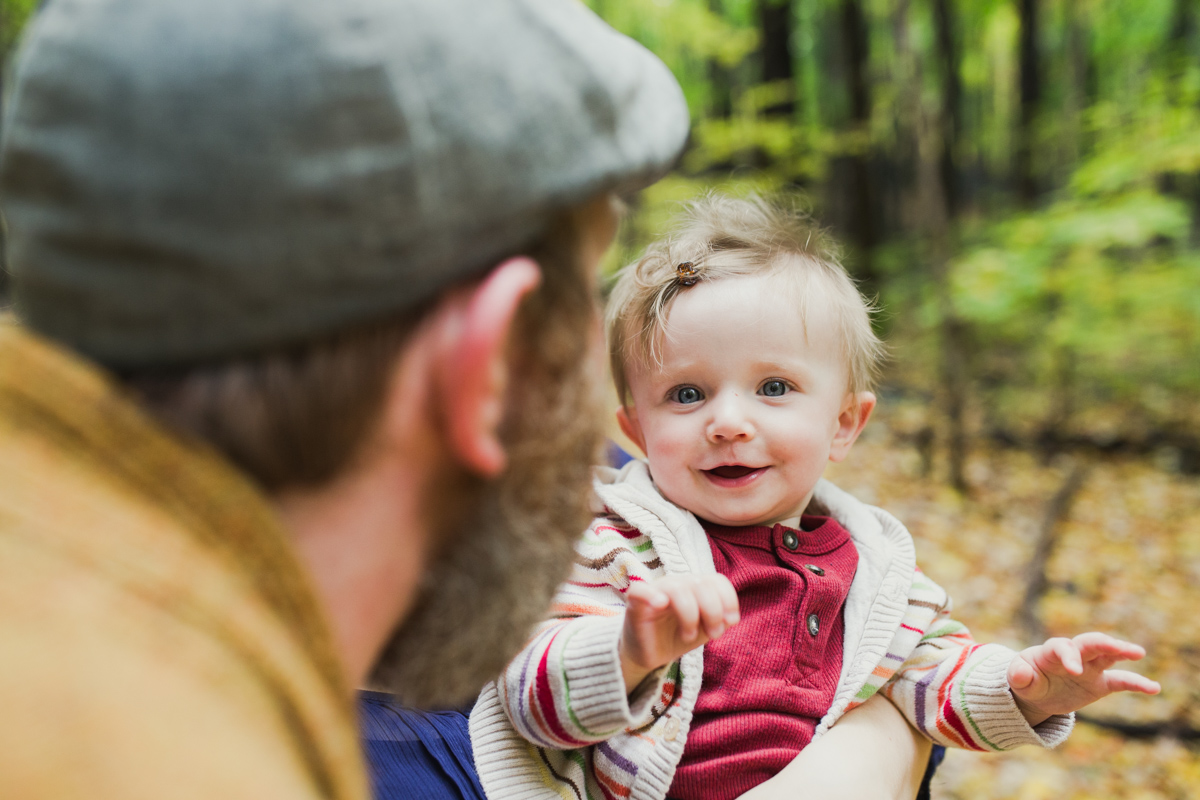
[615,405,648,456]
[829,392,876,463]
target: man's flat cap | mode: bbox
[0,0,688,368]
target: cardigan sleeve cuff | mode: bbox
[960,644,1075,751]
[559,615,668,735]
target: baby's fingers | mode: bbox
[1041,637,1084,676]
[694,583,729,641]
[694,575,740,641]
[1073,632,1146,665]
[1103,669,1161,697]
[659,581,702,642]
[625,581,670,616]
[712,574,740,627]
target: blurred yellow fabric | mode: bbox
[0,321,368,800]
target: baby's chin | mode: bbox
[652,478,808,528]
[691,505,805,528]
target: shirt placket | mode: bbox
[774,524,839,675]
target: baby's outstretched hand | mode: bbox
[619,575,739,694]
[1007,632,1160,726]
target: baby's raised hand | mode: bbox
[1007,632,1161,726]
[619,575,739,694]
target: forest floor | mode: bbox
[824,402,1200,800]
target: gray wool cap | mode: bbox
[0,0,689,368]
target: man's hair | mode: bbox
[125,210,592,493]
[605,193,885,405]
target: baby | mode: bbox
[470,195,1158,800]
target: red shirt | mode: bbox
[668,516,858,800]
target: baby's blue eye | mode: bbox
[760,380,788,397]
[673,386,703,404]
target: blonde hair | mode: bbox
[606,193,884,405]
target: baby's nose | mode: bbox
[706,395,756,440]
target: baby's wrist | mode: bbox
[618,644,656,696]
[1008,680,1053,727]
[1006,653,1052,726]
[1012,694,1052,728]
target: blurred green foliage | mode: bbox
[589,0,1200,445]
[1,0,37,61]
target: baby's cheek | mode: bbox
[643,419,690,461]
[643,435,693,491]
[644,447,686,488]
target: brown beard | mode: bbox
[368,238,607,708]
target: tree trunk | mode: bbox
[707,0,734,119]
[840,0,879,289]
[1163,0,1200,242]
[940,313,971,494]
[932,0,961,218]
[1062,4,1090,172]
[1037,345,1075,464]
[1166,0,1195,95]
[895,0,971,493]
[1016,0,1041,205]
[758,0,795,117]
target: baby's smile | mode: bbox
[702,464,770,487]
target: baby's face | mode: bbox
[619,274,866,527]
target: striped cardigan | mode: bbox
[470,460,1073,800]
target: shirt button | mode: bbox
[805,564,825,576]
[782,531,799,550]
[664,717,680,741]
[807,613,820,637]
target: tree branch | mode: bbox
[1078,713,1200,741]
[1018,463,1088,641]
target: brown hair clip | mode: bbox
[675,261,699,286]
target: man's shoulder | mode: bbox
[0,434,368,799]
[0,421,286,649]
[0,529,347,798]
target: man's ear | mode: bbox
[615,404,647,456]
[829,391,876,463]
[432,257,542,476]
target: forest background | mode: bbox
[2,0,1199,797]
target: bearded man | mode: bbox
[0,0,687,796]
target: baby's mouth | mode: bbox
[702,464,769,487]
[706,465,760,479]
